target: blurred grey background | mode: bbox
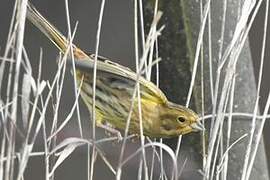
[0,0,270,179]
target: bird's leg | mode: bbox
[97,123,123,141]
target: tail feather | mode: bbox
[26,2,88,59]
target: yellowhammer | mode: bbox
[26,2,203,138]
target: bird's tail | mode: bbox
[26,2,88,59]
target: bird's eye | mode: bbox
[177,116,186,123]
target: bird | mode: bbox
[26,2,204,138]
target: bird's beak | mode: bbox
[190,121,205,132]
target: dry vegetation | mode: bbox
[0,0,269,180]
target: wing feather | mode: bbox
[71,57,168,104]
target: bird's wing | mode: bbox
[71,57,168,104]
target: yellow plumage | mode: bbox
[26,2,203,138]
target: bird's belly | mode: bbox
[77,73,160,136]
